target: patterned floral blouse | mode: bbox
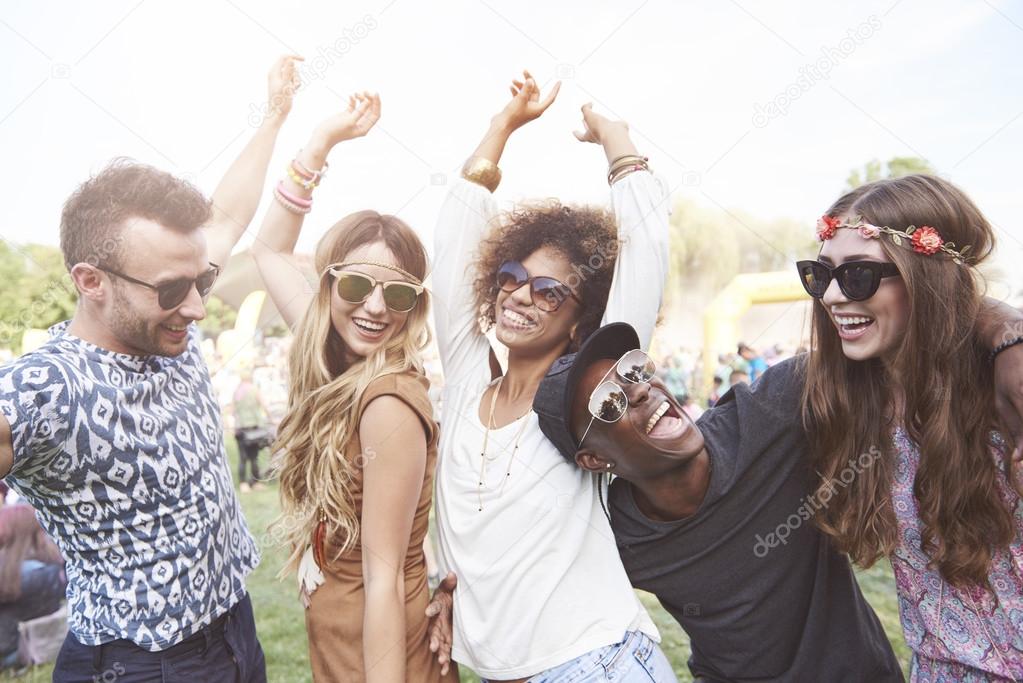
[890,427,1023,682]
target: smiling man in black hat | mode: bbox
[533,322,903,683]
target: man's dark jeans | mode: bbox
[53,593,266,683]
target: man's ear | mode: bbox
[575,449,612,473]
[69,263,105,303]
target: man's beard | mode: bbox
[110,286,184,357]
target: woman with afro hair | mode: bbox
[427,71,675,682]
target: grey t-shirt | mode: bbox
[609,357,903,682]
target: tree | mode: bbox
[666,198,816,306]
[0,242,77,352]
[198,295,238,339]
[846,156,935,190]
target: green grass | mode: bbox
[2,439,912,681]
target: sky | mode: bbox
[2,0,1022,301]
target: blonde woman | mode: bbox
[252,94,456,682]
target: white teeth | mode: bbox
[502,308,535,327]
[835,315,873,325]
[354,318,386,332]
[164,324,187,331]
[645,401,670,434]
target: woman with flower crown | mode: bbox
[797,174,1023,681]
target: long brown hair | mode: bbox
[270,211,431,573]
[800,174,1015,587]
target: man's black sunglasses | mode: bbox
[796,259,900,302]
[98,263,221,310]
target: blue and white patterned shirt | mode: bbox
[0,322,259,651]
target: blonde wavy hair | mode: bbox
[270,210,431,574]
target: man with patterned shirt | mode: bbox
[0,56,302,682]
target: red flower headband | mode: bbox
[815,215,972,265]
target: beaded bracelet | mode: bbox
[286,164,319,191]
[273,185,312,215]
[990,335,1023,364]
[293,156,328,181]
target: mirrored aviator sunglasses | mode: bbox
[796,259,901,302]
[586,349,657,423]
[331,270,424,313]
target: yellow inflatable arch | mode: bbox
[701,271,809,389]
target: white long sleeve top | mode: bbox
[432,171,670,679]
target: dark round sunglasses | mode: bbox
[98,263,220,310]
[496,260,581,313]
[796,259,901,302]
[327,268,425,313]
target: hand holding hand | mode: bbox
[425,572,457,676]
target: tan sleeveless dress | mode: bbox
[305,371,457,683]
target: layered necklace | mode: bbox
[477,375,531,512]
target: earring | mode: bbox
[605,463,613,470]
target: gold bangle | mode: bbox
[607,163,647,184]
[607,156,648,177]
[461,156,502,193]
[608,164,648,187]
[608,154,647,168]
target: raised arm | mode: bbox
[574,103,670,349]
[433,71,560,382]
[472,69,560,165]
[358,396,427,683]
[204,55,302,268]
[251,93,381,329]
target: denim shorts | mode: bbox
[508,630,679,682]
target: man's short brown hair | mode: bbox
[59,158,212,271]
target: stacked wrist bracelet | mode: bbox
[275,152,328,215]
[607,154,649,186]
[990,336,1023,364]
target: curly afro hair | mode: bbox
[473,200,620,352]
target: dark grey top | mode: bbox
[609,357,903,682]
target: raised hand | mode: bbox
[573,102,639,164]
[573,102,628,145]
[267,55,304,120]
[310,91,382,152]
[493,69,561,132]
